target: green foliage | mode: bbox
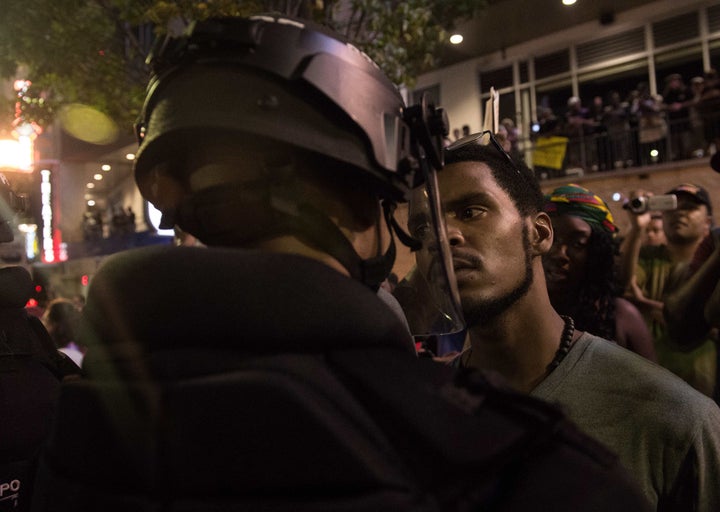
[0,0,486,130]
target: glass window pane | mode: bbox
[578,59,649,104]
[654,45,704,93]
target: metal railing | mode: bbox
[511,112,718,180]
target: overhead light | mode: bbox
[101,164,111,171]
[86,183,95,189]
[562,0,577,5]
[94,174,103,180]
[449,34,464,45]
[125,153,136,160]
[87,200,96,206]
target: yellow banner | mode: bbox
[533,136,568,170]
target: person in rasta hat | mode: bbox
[543,184,656,360]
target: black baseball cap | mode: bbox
[665,183,713,216]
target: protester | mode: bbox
[661,73,692,161]
[664,225,720,402]
[644,213,667,247]
[543,184,656,360]
[405,136,720,510]
[632,82,667,166]
[30,15,650,511]
[620,183,716,397]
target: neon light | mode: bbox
[40,169,54,263]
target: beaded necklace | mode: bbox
[459,315,576,374]
[545,315,575,373]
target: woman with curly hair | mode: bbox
[543,184,656,361]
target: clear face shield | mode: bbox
[393,130,520,338]
[391,99,465,337]
[393,176,465,337]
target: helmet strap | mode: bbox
[169,177,397,291]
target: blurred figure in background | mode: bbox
[661,73,692,161]
[632,82,666,166]
[602,90,632,169]
[644,214,667,247]
[664,226,720,402]
[42,298,85,368]
[620,184,715,397]
[688,76,706,157]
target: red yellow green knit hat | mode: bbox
[544,184,618,235]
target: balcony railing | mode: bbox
[509,112,717,180]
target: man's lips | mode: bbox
[451,251,481,273]
[452,258,477,271]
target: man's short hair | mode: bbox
[443,143,544,217]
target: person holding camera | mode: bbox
[620,184,716,398]
[664,224,720,403]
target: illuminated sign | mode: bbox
[40,169,54,262]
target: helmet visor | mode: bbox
[394,168,465,336]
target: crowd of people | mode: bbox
[82,205,136,241]
[519,71,720,177]
[2,13,720,512]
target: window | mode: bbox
[536,79,573,119]
[579,59,649,103]
[654,45,704,92]
[535,49,570,80]
[479,66,513,94]
[653,12,699,48]
[576,29,645,68]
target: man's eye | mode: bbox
[459,207,485,220]
[408,215,430,240]
[409,221,431,240]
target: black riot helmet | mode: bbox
[135,15,423,202]
[134,15,463,333]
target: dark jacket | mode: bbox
[32,246,650,511]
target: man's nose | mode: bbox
[446,220,465,246]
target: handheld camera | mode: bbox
[623,194,677,214]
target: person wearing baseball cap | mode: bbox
[621,181,715,399]
[664,183,720,403]
[666,183,713,217]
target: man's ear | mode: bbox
[530,212,554,255]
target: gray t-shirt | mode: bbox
[532,332,720,511]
